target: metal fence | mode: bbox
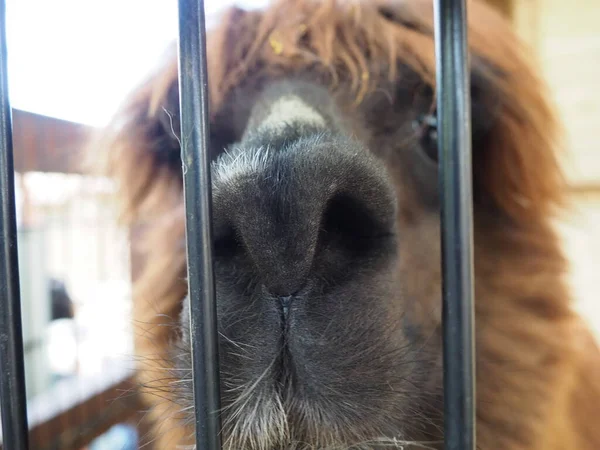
[0,0,476,449]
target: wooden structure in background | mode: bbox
[12,109,92,175]
[7,108,144,450]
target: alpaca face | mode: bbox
[175,79,446,449]
[100,2,578,448]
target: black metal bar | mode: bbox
[433,1,476,450]
[176,0,222,449]
[0,0,30,447]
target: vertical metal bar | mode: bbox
[433,1,476,450]
[177,0,222,449]
[0,0,30,448]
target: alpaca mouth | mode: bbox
[279,295,293,323]
[275,297,297,398]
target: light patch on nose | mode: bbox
[213,145,273,186]
[258,95,326,133]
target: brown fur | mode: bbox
[91,0,600,448]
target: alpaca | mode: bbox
[94,0,600,448]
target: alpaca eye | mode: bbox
[412,113,439,163]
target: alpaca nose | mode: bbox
[211,133,397,297]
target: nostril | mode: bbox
[323,193,392,236]
[319,193,394,257]
[213,225,244,258]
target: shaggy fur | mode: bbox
[91,0,600,449]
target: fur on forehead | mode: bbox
[95,0,566,229]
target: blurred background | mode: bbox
[1,0,598,448]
